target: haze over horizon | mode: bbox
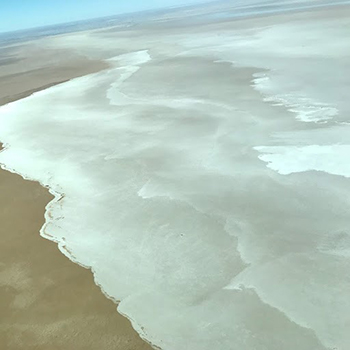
[0,0,209,33]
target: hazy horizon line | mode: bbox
[0,0,215,35]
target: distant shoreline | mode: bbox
[2,0,349,48]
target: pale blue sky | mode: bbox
[0,0,208,33]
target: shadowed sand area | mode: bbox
[0,48,152,350]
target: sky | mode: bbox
[0,0,208,33]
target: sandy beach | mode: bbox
[0,48,152,350]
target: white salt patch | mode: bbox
[255,145,350,177]
[253,73,338,123]
[106,50,151,105]
[107,50,151,66]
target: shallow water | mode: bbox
[1,3,350,350]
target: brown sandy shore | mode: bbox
[0,46,152,350]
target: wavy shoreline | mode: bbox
[0,151,157,349]
[0,53,153,349]
[0,58,158,350]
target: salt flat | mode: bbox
[0,1,349,349]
